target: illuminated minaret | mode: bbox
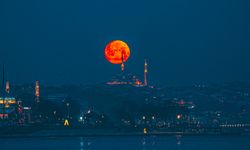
[144,59,148,86]
[2,64,5,119]
[35,81,40,103]
[5,81,10,94]
[121,51,125,72]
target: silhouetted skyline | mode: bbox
[1,0,250,85]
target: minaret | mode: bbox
[144,59,148,86]
[2,64,5,119]
[121,52,125,72]
[35,81,40,103]
[5,81,10,94]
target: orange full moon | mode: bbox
[104,40,130,64]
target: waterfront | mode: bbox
[1,135,249,150]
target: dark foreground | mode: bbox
[0,135,249,150]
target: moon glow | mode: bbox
[104,40,130,64]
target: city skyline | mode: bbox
[1,1,250,148]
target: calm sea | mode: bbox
[0,135,249,150]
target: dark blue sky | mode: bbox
[0,0,250,86]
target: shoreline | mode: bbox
[1,130,249,138]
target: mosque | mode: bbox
[106,59,148,87]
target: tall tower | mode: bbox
[5,81,10,94]
[2,64,5,119]
[121,52,125,72]
[35,81,40,103]
[144,59,148,86]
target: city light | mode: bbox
[143,128,148,134]
[64,119,69,126]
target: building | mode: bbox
[0,94,17,119]
[106,72,143,87]
[106,59,148,87]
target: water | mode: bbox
[1,135,250,150]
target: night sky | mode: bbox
[0,0,250,86]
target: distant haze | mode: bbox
[1,0,250,86]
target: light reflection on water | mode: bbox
[0,135,249,150]
[79,137,92,150]
[139,135,183,150]
[141,135,157,150]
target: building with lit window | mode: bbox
[106,73,143,87]
[0,95,17,118]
